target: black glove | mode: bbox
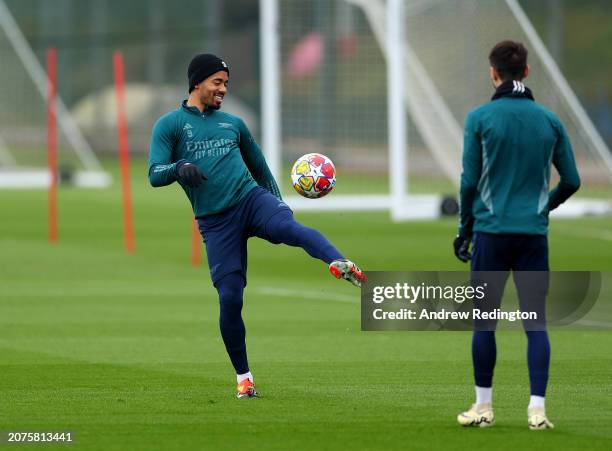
[453,234,471,263]
[177,162,207,188]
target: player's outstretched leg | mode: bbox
[264,210,366,287]
[215,272,258,398]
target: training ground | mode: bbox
[1,159,611,450]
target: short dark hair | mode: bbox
[488,40,528,81]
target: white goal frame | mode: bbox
[0,0,110,188]
[260,0,611,219]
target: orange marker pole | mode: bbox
[47,48,58,243]
[113,51,135,254]
[192,218,202,266]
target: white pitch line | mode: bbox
[1,285,359,303]
[255,286,359,304]
[574,319,612,329]
[552,225,612,242]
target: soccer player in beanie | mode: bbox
[149,54,365,398]
[454,41,580,429]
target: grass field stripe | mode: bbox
[256,287,358,303]
[0,288,218,297]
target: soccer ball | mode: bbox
[290,153,336,199]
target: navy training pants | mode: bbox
[197,186,344,374]
[470,232,550,396]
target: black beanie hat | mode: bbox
[187,53,229,93]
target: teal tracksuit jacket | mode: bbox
[459,92,580,237]
[148,101,281,217]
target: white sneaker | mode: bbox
[528,407,554,430]
[457,403,495,427]
[329,259,366,287]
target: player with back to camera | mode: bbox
[148,54,366,398]
[453,41,580,429]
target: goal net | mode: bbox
[275,0,612,217]
[0,0,109,189]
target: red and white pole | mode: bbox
[46,48,58,243]
[192,218,202,266]
[113,51,135,254]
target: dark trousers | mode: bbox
[198,187,344,374]
[470,232,550,396]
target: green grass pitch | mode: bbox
[1,160,611,450]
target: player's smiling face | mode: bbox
[197,71,229,110]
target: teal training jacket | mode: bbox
[459,94,580,237]
[148,101,281,217]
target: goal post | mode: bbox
[264,0,612,219]
[505,0,612,175]
[0,0,110,188]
